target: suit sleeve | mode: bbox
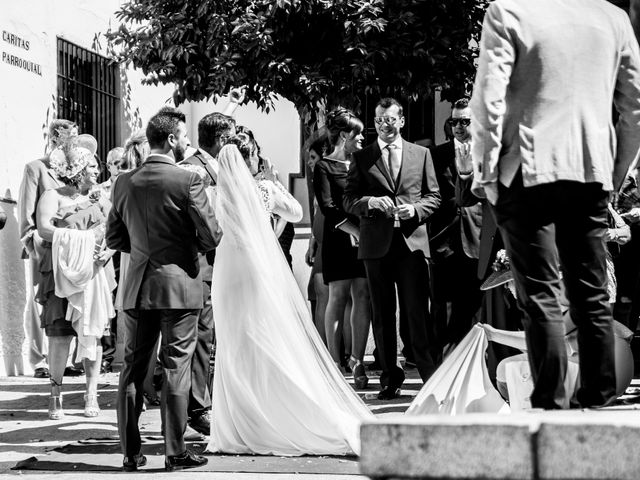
[105,181,131,253]
[613,12,640,190]
[18,163,38,252]
[469,2,516,190]
[343,152,373,217]
[414,148,441,224]
[187,173,222,252]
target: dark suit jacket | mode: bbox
[343,139,441,259]
[179,149,217,281]
[456,173,501,280]
[430,141,482,260]
[106,154,222,310]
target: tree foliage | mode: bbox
[107,0,488,124]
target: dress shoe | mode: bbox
[123,453,147,472]
[353,364,369,390]
[165,450,208,471]
[63,366,84,377]
[100,361,112,374]
[33,367,50,378]
[377,386,401,400]
[188,411,211,435]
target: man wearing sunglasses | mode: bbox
[344,97,441,400]
[429,99,484,354]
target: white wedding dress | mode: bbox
[206,145,373,456]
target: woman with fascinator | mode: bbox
[35,145,116,420]
[206,139,373,456]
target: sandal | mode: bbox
[49,378,64,420]
[84,394,100,418]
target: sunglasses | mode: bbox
[448,118,471,127]
[374,116,401,125]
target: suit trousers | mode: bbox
[430,249,483,348]
[492,174,615,409]
[118,308,199,457]
[188,281,214,417]
[364,229,437,388]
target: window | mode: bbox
[57,37,120,181]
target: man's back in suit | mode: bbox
[471,0,640,409]
[107,154,221,310]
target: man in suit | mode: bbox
[430,98,484,350]
[107,107,222,471]
[470,0,640,409]
[344,97,441,399]
[18,119,76,378]
[178,112,236,436]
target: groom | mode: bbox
[107,106,222,472]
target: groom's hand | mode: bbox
[368,196,395,215]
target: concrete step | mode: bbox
[360,408,640,480]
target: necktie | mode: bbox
[386,144,400,184]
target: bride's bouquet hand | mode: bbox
[94,247,115,267]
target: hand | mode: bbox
[229,86,247,104]
[478,323,497,341]
[261,157,279,182]
[368,196,395,215]
[305,238,317,266]
[455,142,473,173]
[394,204,416,220]
[620,207,640,224]
[94,248,114,267]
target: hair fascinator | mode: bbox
[50,146,93,179]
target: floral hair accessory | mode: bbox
[178,163,212,188]
[492,249,510,272]
[50,146,93,179]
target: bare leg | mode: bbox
[82,342,103,417]
[48,335,72,419]
[313,273,329,344]
[324,280,351,363]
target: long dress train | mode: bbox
[206,145,373,456]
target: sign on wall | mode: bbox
[2,29,43,76]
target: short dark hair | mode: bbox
[198,113,236,149]
[376,97,404,116]
[146,106,186,149]
[452,98,470,110]
[325,107,364,147]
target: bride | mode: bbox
[206,141,373,456]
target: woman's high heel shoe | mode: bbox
[84,394,100,418]
[49,378,64,420]
[48,395,64,420]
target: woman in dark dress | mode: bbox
[313,108,371,389]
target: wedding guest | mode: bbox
[178,112,235,436]
[313,108,371,389]
[429,98,483,351]
[36,145,116,419]
[98,147,125,198]
[344,97,441,399]
[18,119,77,379]
[470,0,640,408]
[306,135,330,343]
[107,106,221,472]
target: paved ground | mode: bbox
[0,359,420,479]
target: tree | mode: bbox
[107,0,488,126]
